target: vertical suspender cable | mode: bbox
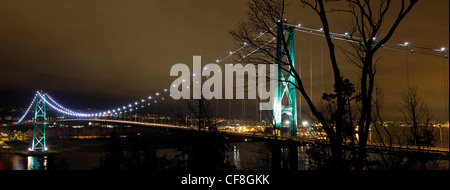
[405,45,410,89]
[298,32,302,123]
[321,37,324,93]
[411,50,415,87]
[310,39,313,102]
[443,56,449,123]
[229,99,231,120]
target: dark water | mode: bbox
[0,142,269,170]
[0,124,448,170]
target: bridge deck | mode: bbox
[56,119,449,155]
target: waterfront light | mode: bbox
[302,121,308,126]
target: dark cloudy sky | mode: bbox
[0,0,448,121]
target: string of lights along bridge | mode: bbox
[3,21,448,153]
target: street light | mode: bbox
[302,121,308,126]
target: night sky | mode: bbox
[0,0,448,121]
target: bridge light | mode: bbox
[164,88,168,92]
[148,96,152,99]
[156,92,160,96]
[302,121,308,126]
[441,47,446,52]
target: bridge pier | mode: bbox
[270,140,300,170]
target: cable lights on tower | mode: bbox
[13,90,170,122]
[285,23,447,57]
[17,93,38,123]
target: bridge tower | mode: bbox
[273,21,297,137]
[31,92,47,152]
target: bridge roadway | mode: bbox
[57,119,449,155]
[59,118,191,130]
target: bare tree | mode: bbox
[399,86,437,170]
[336,0,419,170]
[400,87,432,147]
[231,0,418,170]
[231,0,348,170]
[185,98,218,132]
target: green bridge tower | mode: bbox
[31,91,47,152]
[273,22,297,137]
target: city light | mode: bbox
[302,121,308,126]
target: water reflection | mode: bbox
[233,146,241,170]
[27,156,47,170]
[11,156,24,170]
[298,145,309,170]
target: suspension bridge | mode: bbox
[1,21,448,154]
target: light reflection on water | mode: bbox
[0,155,47,170]
[233,146,241,170]
[1,136,447,170]
[27,156,47,170]
[11,156,24,170]
[0,142,257,170]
